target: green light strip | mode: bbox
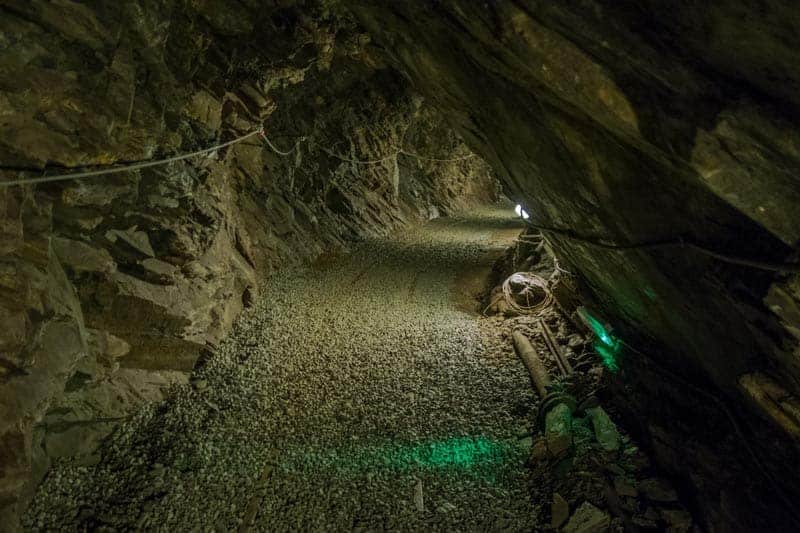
[577,307,622,372]
[281,436,520,477]
[593,339,621,372]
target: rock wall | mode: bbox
[5,1,800,529]
[348,2,800,530]
[0,1,498,527]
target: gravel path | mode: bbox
[26,205,539,531]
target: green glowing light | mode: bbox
[578,307,623,372]
[387,437,507,469]
[580,309,614,346]
[643,286,657,301]
[281,436,518,479]
[593,339,621,373]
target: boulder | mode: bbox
[551,492,569,529]
[545,402,573,457]
[661,509,692,532]
[613,477,638,498]
[639,478,678,503]
[586,406,621,452]
[563,502,611,533]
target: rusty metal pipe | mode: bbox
[512,329,552,398]
[539,319,573,375]
[513,330,577,457]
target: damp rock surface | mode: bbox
[25,206,538,531]
[0,2,501,522]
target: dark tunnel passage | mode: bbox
[2,1,800,531]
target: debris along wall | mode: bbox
[0,1,498,526]
[348,1,800,529]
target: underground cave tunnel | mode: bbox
[2,1,800,531]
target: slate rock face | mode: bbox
[0,2,498,527]
[3,0,800,530]
[348,1,800,529]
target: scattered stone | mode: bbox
[643,507,660,521]
[516,436,534,452]
[585,406,620,452]
[620,497,638,513]
[661,509,692,531]
[613,477,638,498]
[413,479,424,512]
[626,449,651,470]
[567,334,584,348]
[551,492,569,528]
[545,402,573,457]
[191,378,208,391]
[639,478,678,502]
[563,502,610,533]
[21,209,535,530]
[19,208,674,532]
[631,514,658,528]
[436,501,457,513]
[604,463,625,476]
[530,437,549,462]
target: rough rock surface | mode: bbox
[0,2,498,526]
[479,236,694,533]
[349,2,800,529]
[3,0,800,530]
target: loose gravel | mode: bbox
[25,206,539,531]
